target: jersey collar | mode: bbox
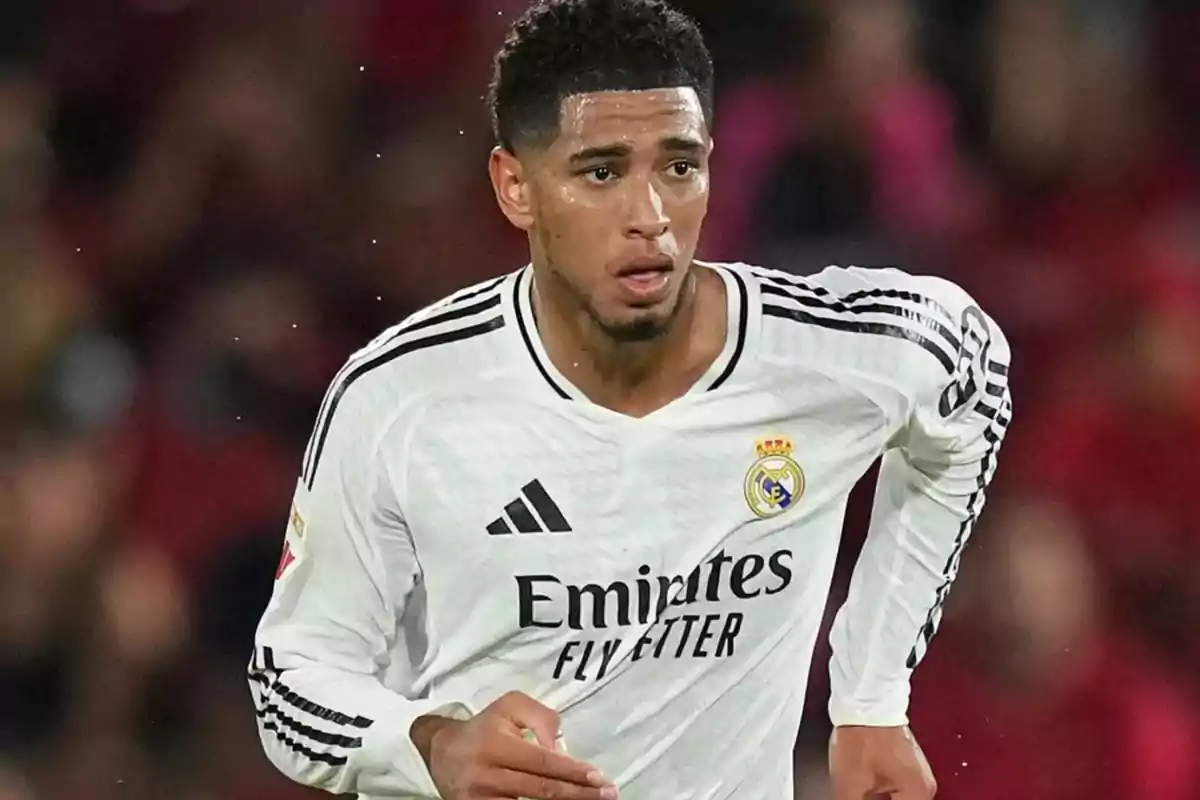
[511,262,752,402]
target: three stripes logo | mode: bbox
[487,480,572,535]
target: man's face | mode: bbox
[495,87,712,341]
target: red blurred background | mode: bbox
[1,1,1198,798]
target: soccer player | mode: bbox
[247,0,1013,798]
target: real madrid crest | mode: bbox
[744,437,805,518]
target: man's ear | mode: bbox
[489,146,534,231]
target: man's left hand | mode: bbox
[828,725,937,799]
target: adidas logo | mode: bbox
[487,480,572,535]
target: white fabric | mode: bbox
[249,262,1013,799]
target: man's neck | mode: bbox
[532,266,728,417]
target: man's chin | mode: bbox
[591,301,680,342]
[583,275,692,343]
[599,316,672,343]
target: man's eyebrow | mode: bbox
[568,144,633,164]
[567,136,706,164]
[659,135,707,155]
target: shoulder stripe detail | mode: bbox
[707,268,749,390]
[305,314,505,488]
[248,646,371,768]
[760,281,961,354]
[397,292,502,337]
[513,276,572,399]
[758,280,962,358]
[440,274,507,306]
[749,265,956,320]
[300,283,505,481]
[762,302,956,373]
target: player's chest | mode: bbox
[401,389,887,573]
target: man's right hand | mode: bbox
[410,691,619,800]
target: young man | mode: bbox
[247,1,1013,798]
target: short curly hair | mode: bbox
[488,0,714,153]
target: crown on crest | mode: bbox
[756,437,794,459]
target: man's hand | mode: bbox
[828,725,936,799]
[410,691,618,800]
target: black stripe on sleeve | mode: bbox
[750,267,956,319]
[759,281,962,357]
[301,285,504,483]
[255,698,364,748]
[270,680,374,729]
[389,292,501,339]
[445,274,507,305]
[253,648,374,729]
[905,397,1011,669]
[974,399,1013,425]
[258,720,349,766]
[306,315,505,489]
[841,286,950,310]
[763,302,956,373]
[302,376,352,485]
[248,647,372,766]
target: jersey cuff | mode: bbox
[828,692,910,728]
[353,697,478,797]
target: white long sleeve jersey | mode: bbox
[248,262,1013,800]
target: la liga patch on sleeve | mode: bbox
[275,487,309,580]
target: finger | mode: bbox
[480,767,617,800]
[524,727,569,755]
[493,692,561,748]
[488,737,608,788]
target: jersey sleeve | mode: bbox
[827,276,1013,728]
[248,380,473,797]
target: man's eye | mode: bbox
[585,166,615,182]
[669,161,698,177]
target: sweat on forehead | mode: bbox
[556,88,708,139]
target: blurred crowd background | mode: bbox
[1,0,1198,798]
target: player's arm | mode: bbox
[828,279,1013,728]
[247,389,470,797]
